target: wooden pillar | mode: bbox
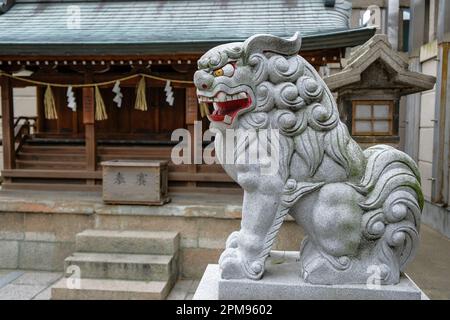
[1,76,15,172]
[186,87,199,188]
[83,72,96,185]
[36,86,45,133]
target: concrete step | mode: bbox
[64,252,177,281]
[75,229,179,255]
[51,278,172,300]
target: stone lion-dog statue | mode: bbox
[193,33,422,285]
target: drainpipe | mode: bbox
[404,0,425,162]
[431,0,450,205]
[387,0,399,50]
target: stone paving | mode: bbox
[0,224,449,300]
[0,269,199,300]
[167,280,200,300]
[0,271,61,300]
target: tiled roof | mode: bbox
[0,0,375,55]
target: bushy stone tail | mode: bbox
[350,145,423,284]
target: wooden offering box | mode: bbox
[101,160,170,205]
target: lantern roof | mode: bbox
[325,34,436,96]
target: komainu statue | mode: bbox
[193,33,423,285]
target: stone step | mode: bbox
[51,278,172,300]
[64,252,177,281]
[75,229,179,255]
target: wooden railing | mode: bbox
[0,116,37,151]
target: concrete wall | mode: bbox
[0,200,305,279]
[405,0,450,239]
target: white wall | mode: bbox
[417,43,438,201]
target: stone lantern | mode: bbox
[325,34,435,148]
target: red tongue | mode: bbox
[208,96,252,123]
[216,98,248,111]
[209,113,225,121]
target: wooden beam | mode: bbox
[169,172,233,182]
[2,169,102,179]
[1,76,15,171]
[1,182,102,192]
[0,54,200,63]
[2,169,233,183]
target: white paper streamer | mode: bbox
[112,80,123,108]
[164,80,174,106]
[66,86,77,112]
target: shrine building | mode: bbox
[0,0,375,193]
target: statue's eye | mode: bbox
[213,63,235,77]
[213,68,224,77]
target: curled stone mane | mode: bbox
[237,34,353,178]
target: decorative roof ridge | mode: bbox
[347,45,407,73]
[348,35,394,63]
[0,0,14,14]
[324,34,436,94]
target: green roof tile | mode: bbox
[0,0,375,55]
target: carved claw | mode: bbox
[218,247,238,266]
[219,248,246,279]
[225,231,240,249]
[300,255,328,282]
[219,247,265,280]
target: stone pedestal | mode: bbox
[193,251,428,300]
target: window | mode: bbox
[352,101,393,136]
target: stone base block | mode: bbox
[194,253,428,300]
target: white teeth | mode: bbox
[213,102,219,110]
[209,92,247,103]
[238,92,247,99]
[217,92,226,102]
[224,115,232,124]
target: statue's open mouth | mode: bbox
[198,91,252,124]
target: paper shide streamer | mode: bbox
[66,86,77,112]
[165,80,174,106]
[112,80,123,108]
[0,71,192,120]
